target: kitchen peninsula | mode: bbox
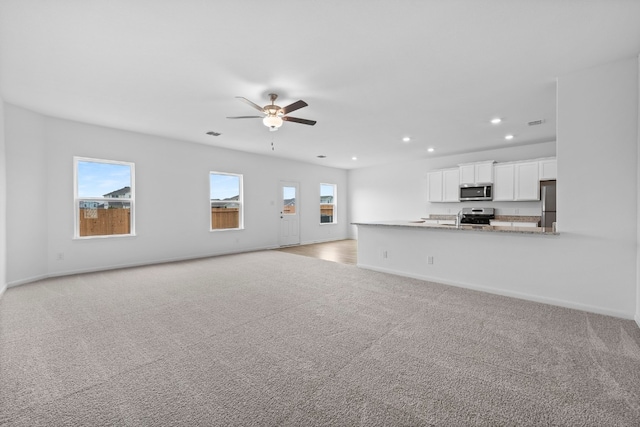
[355,220,557,235]
[352,218,561,312]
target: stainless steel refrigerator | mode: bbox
[540,180,556,228]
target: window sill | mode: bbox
[74,233,137,240]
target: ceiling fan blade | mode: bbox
[281,100,308,115]
[226,115,263,119]
[282,116,316,126]
[235,96,265,113]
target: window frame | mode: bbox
[320,183,337,225]
[210,171,244,231]
[73,156,136,239]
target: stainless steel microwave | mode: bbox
[459,184,493,201]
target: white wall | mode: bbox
[350,56,639,319]
[5,105,349,285]
[556,56,637,317]
[0,100,6,297]
[637,54,640,328]
[347,141,556,238]
[5,106,48,285]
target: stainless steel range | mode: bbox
[459,207,495,225]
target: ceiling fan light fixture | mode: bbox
[263,115,283,130]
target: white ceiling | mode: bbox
[1,1,640,169]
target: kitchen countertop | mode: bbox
[352,220,558,235]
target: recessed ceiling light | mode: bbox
[352,156,358,161]
[427,147,435,152]
[491,118,502,125]
[505,134,514,140]
[402,137,411,142]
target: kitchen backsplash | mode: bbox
[428,214,541,223]
[426,201,543,217]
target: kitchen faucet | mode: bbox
[456,209,463,228]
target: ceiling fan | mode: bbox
[227,93,316,131]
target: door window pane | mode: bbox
[320,183,336,224]
[283,186,296,215]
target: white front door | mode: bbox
[279,181,300,246]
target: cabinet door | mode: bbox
[427,171,443,202]
[442,168,460,202]
[539,159,557,180]
[475,162,494,184]
[515,161,540,201]
[490,221,512,227]
[459,165,475,185]
[493,163,515,201]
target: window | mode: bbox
[282,185,296,215]
[210,172,243,230]
[74,157,135,238]
[320,183,336,224]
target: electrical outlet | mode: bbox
[382,250,388,259]
[56,252,64,261]
[427,256,434,265]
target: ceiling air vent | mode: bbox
[527,119,545,126]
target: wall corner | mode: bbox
[636,53,640,327]
[0,99,7,298]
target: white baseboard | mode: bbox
[7,244,280,288]
[7,239,355,288]
[357,263,635,321]
[299,237,354,245]
[7,273,49,288]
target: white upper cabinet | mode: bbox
[475,161,494,184]
[459,161,495,185]
[428,157,554,203]
[427,170,443,202]
[459,164,475,185]
[539,158,557,181]
[494,159,547,201]
[442,168,460,202]
[493,163,515,201]
[514,161,540,200]
[427,168,459,202]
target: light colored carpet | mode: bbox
[1,250,639,426]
